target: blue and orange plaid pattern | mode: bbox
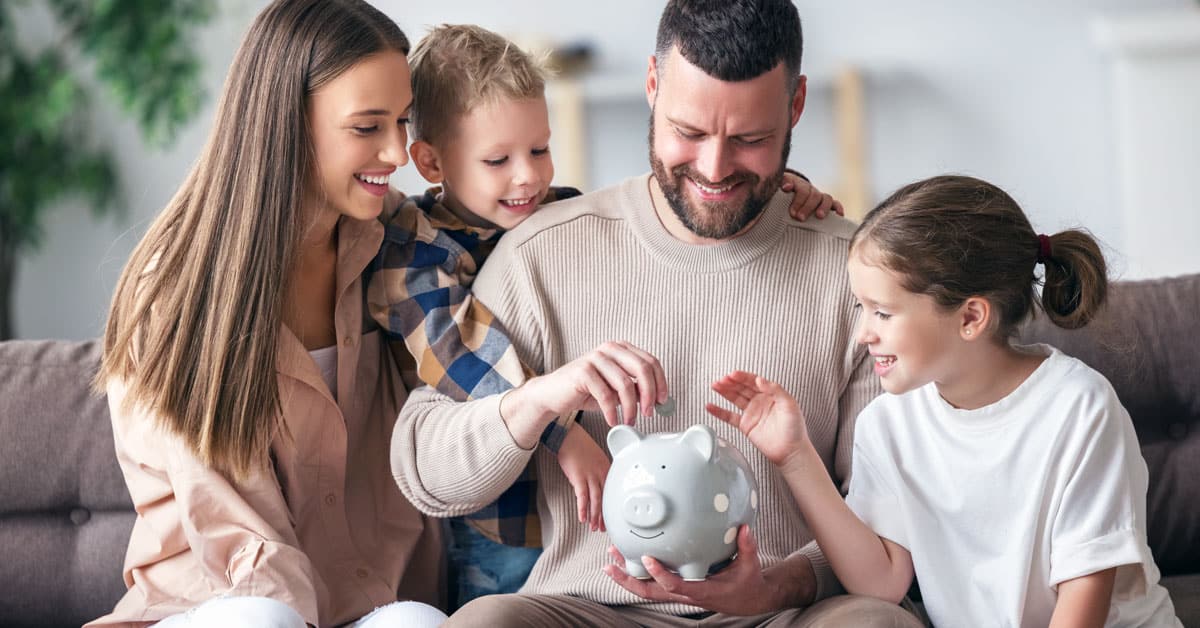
[366,186,581,547]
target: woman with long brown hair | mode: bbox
[88,1,446,626]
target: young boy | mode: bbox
[366,24,601,608]
[367,23,842,607]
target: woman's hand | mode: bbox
[706,370,810,467]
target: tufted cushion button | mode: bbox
[69,508,91,525]
[1167,422,1189,440]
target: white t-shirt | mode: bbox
[846,345,1179,627]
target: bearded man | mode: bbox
[391,1,923,625]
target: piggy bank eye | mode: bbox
[660,465,667,469]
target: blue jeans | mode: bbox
[445,517,541,611]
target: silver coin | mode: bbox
[655,396,677,417]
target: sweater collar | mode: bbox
[624,173,791,273]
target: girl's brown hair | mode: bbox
[97,0,409,479]
[850,175,1109,338]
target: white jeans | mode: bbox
[152,596,447,628]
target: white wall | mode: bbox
[12,0,1197,339]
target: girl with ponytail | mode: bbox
[706,175,1180,626]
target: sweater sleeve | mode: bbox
[368,203,574,451]
[797,314,883,602]
[1048,383,1151,592]
[389,230,548,513]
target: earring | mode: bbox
[965,329,973,336]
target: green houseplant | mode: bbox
[0,0,214,339]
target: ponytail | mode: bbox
[1038,230,1109,330]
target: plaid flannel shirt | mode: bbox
[366,186,581,548]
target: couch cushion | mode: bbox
[1162,574,1200,628]
[0,340,133,628]
[1020,273,1200,576]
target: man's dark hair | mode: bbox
[655,0,802,91]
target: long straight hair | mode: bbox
[98,0,409,479]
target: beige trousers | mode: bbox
[444,593,927,628]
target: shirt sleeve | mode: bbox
[368,203,573,451]
[1048,382,1152,594]
[390,385,537,516]
[109,380,319,625]
[843,410,906,548]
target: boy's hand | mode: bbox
[557,425,610,532]
[781,174,843,221]
[705,371,810,467]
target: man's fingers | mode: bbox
[580,365,621,427]
[738,524,757,555]
[642,556,685,593]
[591,351,641,425]
[613,342,668,410]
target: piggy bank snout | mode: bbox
[622,490,669,528]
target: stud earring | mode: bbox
[965,329,973,336]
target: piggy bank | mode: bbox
[602,424,758,581]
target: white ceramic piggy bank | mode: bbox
[602,424,758,581]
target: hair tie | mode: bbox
[1036,234,1052,265]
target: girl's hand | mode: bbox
[706,371,810,466]
[557,426,610,532]
[781,173,843,221]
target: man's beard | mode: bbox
[648,115,790,240]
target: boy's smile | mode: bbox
[426,95,554,231]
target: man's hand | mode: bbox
[706,371,811,467]
[603,526,788,616]
[781,173,843,221]
[501,341,668,448]
[557,425,610,532]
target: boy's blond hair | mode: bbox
[409,24,549,144]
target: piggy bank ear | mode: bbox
[680,425,716,461]
[607,425,643,456]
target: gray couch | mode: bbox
[1,274,1197,627]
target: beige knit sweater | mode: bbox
[392,173,881,615]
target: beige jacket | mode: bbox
[88,216,442,628]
